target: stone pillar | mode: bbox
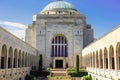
[102,51,105,73]
[114,47,118,79]
[24,54,25,67]
[92,53,94,72]
[11,51,14,80]
[20,53,22,68]
[108,49,110,75]
[99,53,101,69]
[5,48,8,79]
[16,52,18,68]
[98,52,101,75]
[95,53,97,69]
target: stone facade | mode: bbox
[25,1,93,68]
[0,27,39,80]
[82,25,120,80]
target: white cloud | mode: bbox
[0,21,27,40]
[0,21,27,29]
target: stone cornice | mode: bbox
[36,14,86,19]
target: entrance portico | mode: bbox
[53,57,66,69]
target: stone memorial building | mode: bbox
[25,0,93,68]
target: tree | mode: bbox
[39,54,43,75]
[89,74,92,80]
[76,54,79,73]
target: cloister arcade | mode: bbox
[0,27,38,80]
[82,25,120,80]
[83,44,119,70]
[0,44,36,69]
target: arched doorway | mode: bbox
[104,47,108,69]
[109,45,115,69]
[8,47,13,68]
[51,34,68,68]
[1,45,7,69]
[14,49,17,68]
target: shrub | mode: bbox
[89,74,92,80]
[83,74,92,80]
[40,70,50,77]
[25,74,34,80]
[30,70,39,77]
[83,76,89,80]
[67,68,76,72]
[68,69,88,77]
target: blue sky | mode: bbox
[0,0,120,39]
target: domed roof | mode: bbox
[41,0,77,12]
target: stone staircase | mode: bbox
[50,69,67,77]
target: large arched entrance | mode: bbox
[51,34,68,68]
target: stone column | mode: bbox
[95,53,97,69]
[102,51,105,74]
[21,53,22,68]
[98,52,101,75]
[11,51,14,79]
[114,48,118,78]
[16,52,18,68]
[24,54,25,67]
[5,48,8,79]
[92,53,94,72]
[108,50,110,75]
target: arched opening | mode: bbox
[116,43,120,70]
[104,47,108,69]
[8,47,13,68]
[51,34,68,57]
[14,49,17,68]
[18,50,21,67]
[1,45,7,69]
[19,78,21,80]
[99,49,103,68]
[22,52,24,67]
[96,51,99,68]
[109,45,115,69]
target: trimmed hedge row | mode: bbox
[67,68,88,77]
[30,70,50,77]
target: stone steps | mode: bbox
[50,69,67,77]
